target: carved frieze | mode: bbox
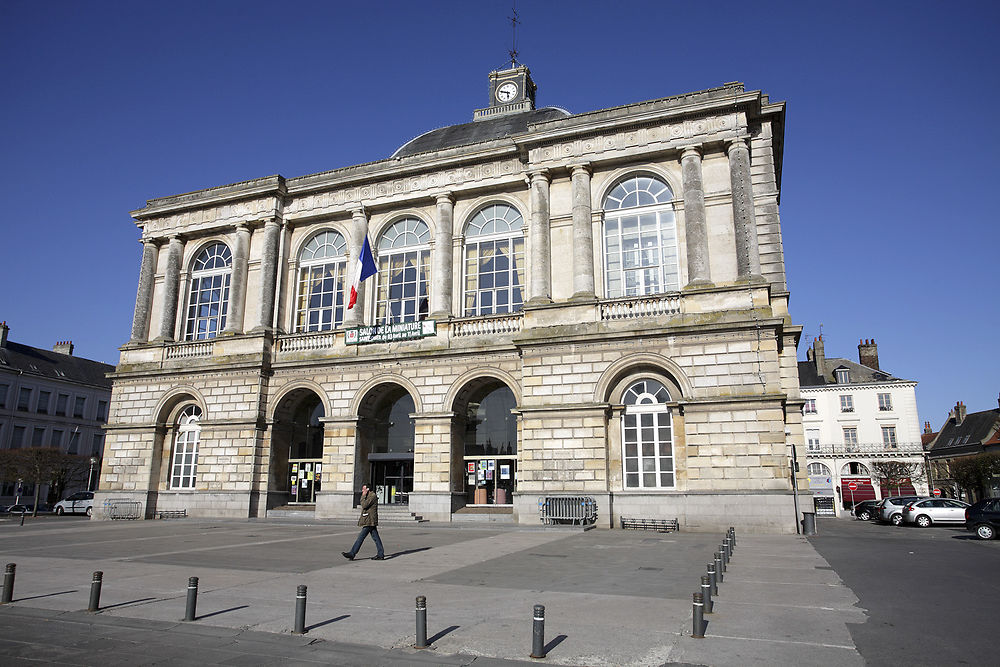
[142,197,281,237]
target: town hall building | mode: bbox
[98,66,807,531]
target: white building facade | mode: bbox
[99,68,808,531]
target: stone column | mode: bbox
[223,222,252,335]
[681,146,712,287]
[254,218,282,333]
[527,169,552,305]
[727,138,762,280]
[155,235,184,342]
[129,238,159,343]
[343,208,369,327]
[430,192,454,319]
[570,164,596,300]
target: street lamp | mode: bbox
[88,457,98,492]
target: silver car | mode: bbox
[902,498,970,527]
[877,496,927,526]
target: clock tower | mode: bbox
[474,65,537,121]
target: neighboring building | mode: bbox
[101,66,807,531]
[0,321,113,505]
[800,337,925,516]
[925,397,1000,500]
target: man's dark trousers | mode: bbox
[347,525,384,558]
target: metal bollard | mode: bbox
[530,604,546,659]
[293,585,307,634]
[714,552,724,583]
[691,593,705,638]
[707,562,717,596]
[2,564,14,604]
[701,575,713,614]
[729,527,736,548]
[88,571,103,612]
[184,577,199,622]
[724,537,731,560]
[414,595,428,649]
[720,544,729,570]
[20,511,25,527]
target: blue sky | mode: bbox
[2,1,997,432]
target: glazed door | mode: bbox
[371,460,412,505]
[289,460,322,503]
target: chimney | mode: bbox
[923,421,932,434]
[812,335,826,380]
[53,340,74,356]
[954,401,967,425]
[0,321,7,348]
[858,338,879,370]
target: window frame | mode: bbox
[17,387,31,411]
[802,398,817,414]
[621,379,676,489]
[881,425,898,449]
[840,394,854,413]
[375,218,431,325]
[184,242,233,341]
[843,426,859,449]
[835,368,850,384]
[36,390,51,414]
[169,405,202,490]
[294,230,349,333]
[462,203,525,317]
[877,393,893,411]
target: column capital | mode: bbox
[569,162,591,176]
[528,169,550,183]
[166,233,184,245]
[434,191,454,205]
[726,136,750,155]
[234,221,253,233]
[258,216,281,228]
[139,237,160,248]
[350,207,368,221]
[680,145,703,161]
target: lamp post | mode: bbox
[88,457,98,492]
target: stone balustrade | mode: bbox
[164,340,214,360]
[450,313,523,338]
[600,294,682,321]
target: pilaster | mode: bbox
[130,238,159,343]
[253,217,282,333]
[570,164,597,301]
[154,235,184,342]
[222,222,252,335]
[527,169,552,305]
[343,208,369,327]
[430,193,454,319]
[680,146,713,287]
[727,138,762,281]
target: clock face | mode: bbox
[496,81,518,103]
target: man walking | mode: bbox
[343,484,385,560]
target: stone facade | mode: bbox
[99,71,806,532]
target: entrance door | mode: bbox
[465,457,516,505]
[289,460,322,503]
[370,459,413,505]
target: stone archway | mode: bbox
[356,383,416,506]
[269,388,324,508]
[450,377,518,509]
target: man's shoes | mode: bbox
[342,552,354,560]
[372,555,385,560]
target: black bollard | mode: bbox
[729,527,736,549]
[691,593,705,638]
[720,544,728,570]
[707,562,717,596]
[2,564,14,604]
[724,537,731,561]
[701,575,713,614]
[88,571,103,612]
[293,585,307,634]
[530,604,546,659]
[714,552,724,583]
[20,510,25,527]
[414,595,428,649]
[184,577,199,622]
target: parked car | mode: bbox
[876,496,927,526]
[53,491,94,517]
[902,498,970,526]
[853,500,881,521]
[2,504,33,514]
[965,497,1000,540]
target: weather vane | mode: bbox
[508,3,520,68]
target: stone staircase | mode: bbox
[378,504,427,523]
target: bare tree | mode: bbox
[4,448,79,516]
[951,453,1000,501]
[870,460,927,497]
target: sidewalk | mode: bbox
[0,517,866,665]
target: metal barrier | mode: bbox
[538,496,597,525]
[103,499,142,520]
[620,517,679,532]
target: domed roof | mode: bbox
[392,106,571,159]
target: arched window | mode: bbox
[295,231,348,332]
[376,218,430,324]
[170,405,202,489]
[807,462,832,476]
[463,204,525,316]
[622,378,674,488]
[602,174,679,298]
[841,462,870,476]
[185,243,232,340]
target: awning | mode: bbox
[841,477,876,503]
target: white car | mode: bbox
[902,498,970,527]
[54,491,94,516]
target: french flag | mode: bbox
[348,235,377,310]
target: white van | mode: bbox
[54,491,94,516]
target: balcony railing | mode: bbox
[600,294,682,321]
[164,340,213,360]
[450,313,523,338]
[806,441,924,456]
[277,331,337,353]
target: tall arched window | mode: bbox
[170,405,202,489]
[376,218,430,324]
[295,231,348,332]
[185,243,232,340]
[463,204,525,316]
[622,378,674,488]
[841,462,870,476]
[602,175,679,298]
[807,462,832,476]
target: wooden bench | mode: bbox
[154,509,188,519]
[620,517,679,532]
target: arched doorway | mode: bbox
[271,390,324,505]
[453,380,518,506]
[358,385,415,505]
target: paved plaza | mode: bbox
[0,516,864,666]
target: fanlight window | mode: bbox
[376,218,430,324]
[621,379,675,489]
[170,405,202,489]
[185,243,232,340]
[464,204,525,316]
[807,462,832,476]
[603,175,679,298]
[841,462,870,476]
[295,231,348,332]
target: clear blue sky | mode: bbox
[2,1,997,433]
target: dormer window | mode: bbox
[835,368,850,384]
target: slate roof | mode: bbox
[0,341,113,389]
[927,407,1000,457]
[797,357,906,388]
[392,107,572,158]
